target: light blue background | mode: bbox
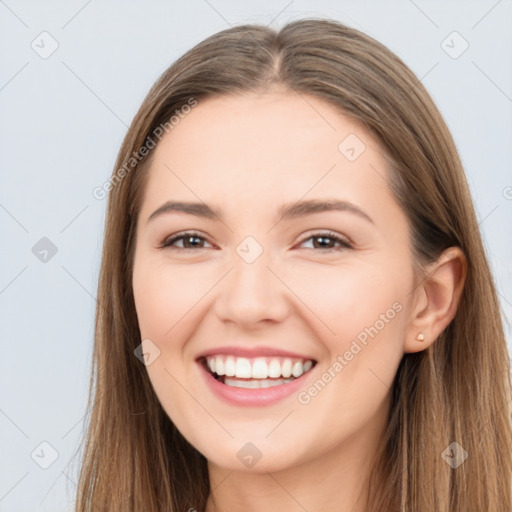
[1,1,511,510]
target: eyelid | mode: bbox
[296,230,352,250]
[161,230,352,251]
[161,230,214,249]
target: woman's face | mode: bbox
[132,89,418,473]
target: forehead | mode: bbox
[139,91,399,225]
[150,90,377,170]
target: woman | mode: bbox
[75,18,512,511]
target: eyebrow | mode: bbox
[146,198,374,225]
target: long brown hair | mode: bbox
[74,18,512,511]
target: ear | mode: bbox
[404,246,467,354]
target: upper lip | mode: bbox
[196,345,317,361]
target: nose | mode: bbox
[213,247,291,329]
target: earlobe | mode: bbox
[404,246,467,354]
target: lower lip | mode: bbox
[197,361,314,407]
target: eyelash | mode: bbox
[160,230,352,252]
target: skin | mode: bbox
[132,88,466,512]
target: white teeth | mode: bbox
[215,355,225,376]
[225,356,236,377]
[251,358,269,379]
[224,377,295,388]
[204,355,315,380]
[225,378,260,388]
[281,359,292,378]
[235,357,252,378]
[268,358,281,378]
[291,361,304,378]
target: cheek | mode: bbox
[286,258,407,338]
[288,267,406,450]
[289,258,409,401]
[132,256,210,341]
[132,257,206,425]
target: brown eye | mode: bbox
[298,232,352,251]
[162,232,213,249]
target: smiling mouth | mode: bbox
[200,355,317,388]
